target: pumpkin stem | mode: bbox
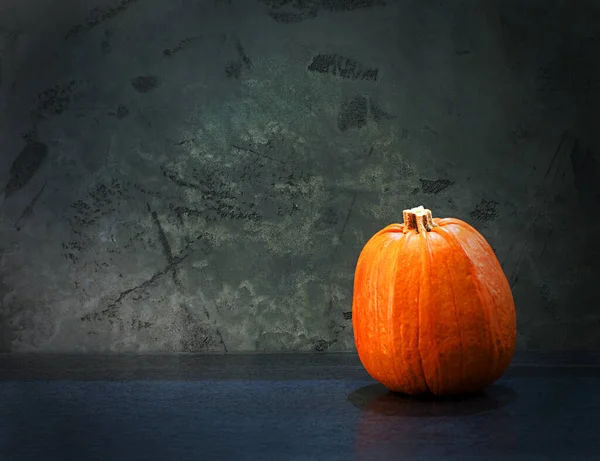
[402,206,437,233]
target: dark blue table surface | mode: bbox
[1,352,599,461]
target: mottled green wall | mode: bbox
[1,0,599,352]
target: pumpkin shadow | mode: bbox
[347,383,517,418]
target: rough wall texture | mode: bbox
[0,0,599,352]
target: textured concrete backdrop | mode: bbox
[0,0,599,352]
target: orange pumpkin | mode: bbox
[352,206,517,396]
